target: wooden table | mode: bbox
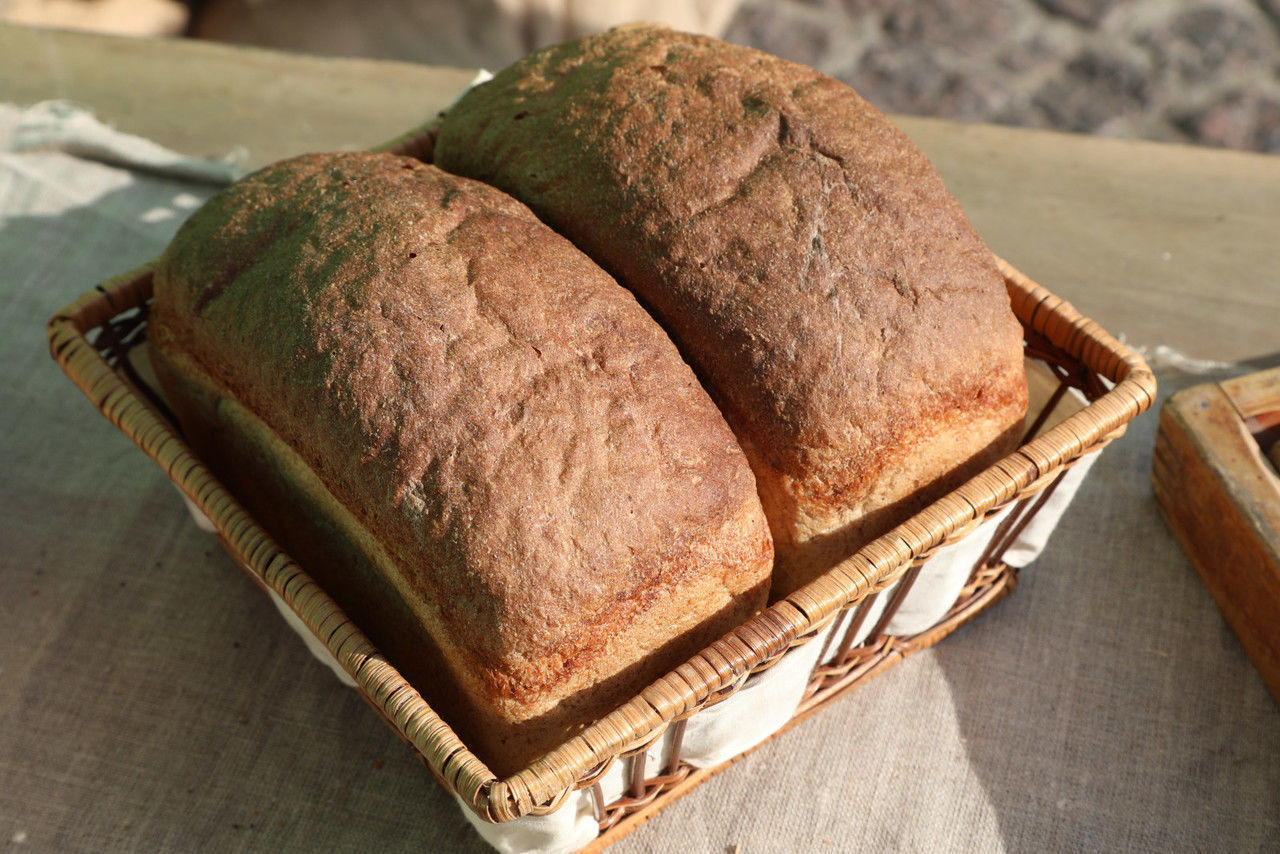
[4,21,1278,853]
[6,23,1276,362]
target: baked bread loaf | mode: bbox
[148,152,773,775]
[434,24,1029,597]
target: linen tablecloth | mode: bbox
[2,101,1277,852]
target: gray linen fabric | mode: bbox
[1,103,1277,853]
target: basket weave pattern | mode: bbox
[48,255,1154,840]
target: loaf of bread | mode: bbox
[148,152,773,775]
[434,24,1029,597]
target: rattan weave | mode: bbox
[48,245,1154,843]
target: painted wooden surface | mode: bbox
[1153,368,1280,704]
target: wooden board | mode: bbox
[6,23,1280,363]
[1152,366,1280,705]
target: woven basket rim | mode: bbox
[47,254,1155,824]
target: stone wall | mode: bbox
[724,0,1280,152]
[9,0,1274,153]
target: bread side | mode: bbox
[149,152,772,773]
[434,25,1028,596]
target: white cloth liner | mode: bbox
[458,791,597,854]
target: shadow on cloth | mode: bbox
[932,353,1280,850]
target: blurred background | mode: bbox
[2,0,1278,153]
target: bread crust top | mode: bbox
[151,152,771,714]
[435,25,1027,519]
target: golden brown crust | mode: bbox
[149,152,772,772]
[434,25,1028,596]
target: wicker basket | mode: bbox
[48,233,1154,848]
